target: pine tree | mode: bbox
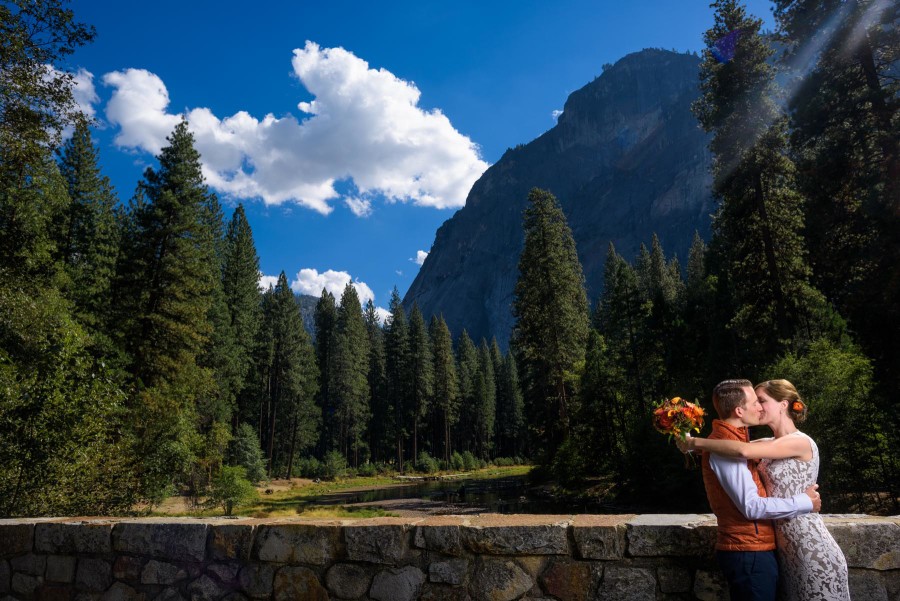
[511,188,590,460]
[497,352,525,458]
[223,205,263,428]
[364,300,389,462]
[117,120,219,388]
[694,0,836,368]
[429,315,459,462]
[259,273,319,477]
[475,339,497,459]
[111,121,223,500]
[329,283,370,465]
[313,288,337,454]
[407,303,433,461]
[384,288,410,468]
[56,120,119,353]
[455,330,479,455]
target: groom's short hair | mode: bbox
[713,379,752,419]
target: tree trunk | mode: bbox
[286,414,298,480]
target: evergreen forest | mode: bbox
[0,0,897,516]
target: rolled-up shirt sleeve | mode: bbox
[709,454,813,520]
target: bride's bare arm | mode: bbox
[677,434,812,461]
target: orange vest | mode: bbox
[701,419,776,551]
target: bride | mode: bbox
[679,379,850,601]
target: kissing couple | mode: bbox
[677,379,850,600]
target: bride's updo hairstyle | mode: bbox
[757,379,808,425]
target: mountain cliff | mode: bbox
[403,49,714,347]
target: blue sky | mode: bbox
[66,0,775,317]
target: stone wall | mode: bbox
[0,514,897,601]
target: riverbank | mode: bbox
[150,465,533,518]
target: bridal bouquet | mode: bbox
[652,396,705,441]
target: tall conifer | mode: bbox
[511,188,590,460]
[429,315,458,462]
[407,303,433,461]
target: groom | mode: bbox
[697,379,820,601]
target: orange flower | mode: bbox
[792,400,804,412]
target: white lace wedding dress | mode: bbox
[759,431,851,600]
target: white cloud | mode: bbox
[345,196,373,217]
[289,268,375,306]
[103,69,180,155]
[102,42,489,214]
[413,250,428,266]
[552,109,563,120]
[375,307,392,325]
[71,68,99,120]
[258,274,279,291]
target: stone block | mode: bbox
[35,583,74,601]
[370,566,426,601]
[325,563,371,599]
[420,583,473,601]
[570,515,628,560]
[12,572,42,596]
[0,560,9,594]
[0,521,34,558]
[626,514,717,557]
[827,518,900,570]
[848,569,888,601]
[101,582,144,601]
[344,519,415,565]
[45,556,77,584]
[596,567,656,601]
[693,569,728,601]
[208,525,254,562]
[188,574,227,601]
[513,556,547,581]
[112,557,143,582]
[254,523,341,565]
[220,594,248,601]
[539,560,593,601]
[153,588,186,601]
[141,561,186,585]
[429,559,468,586]
[206,564,239,584]
[76,558,112,593]
[461,515,570,556]
[414,517,465,556]
[35,523,113,555]
[273,566,327,601]
[11,553,46,576]
[657,566,691,593]
[113,522,207,563]
[469,559,532,601]
[237,564,274,599]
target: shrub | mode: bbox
[461,451,478,471]
[322,451,348,480]
[228,423,267,484]
[356,462,377,477]
[416,452,439,474]
[207,466,258,516]
[450,452,465,471]
[295,456,323,479]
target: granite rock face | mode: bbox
[404,48,714,346]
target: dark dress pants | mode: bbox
[716,550,778,601]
